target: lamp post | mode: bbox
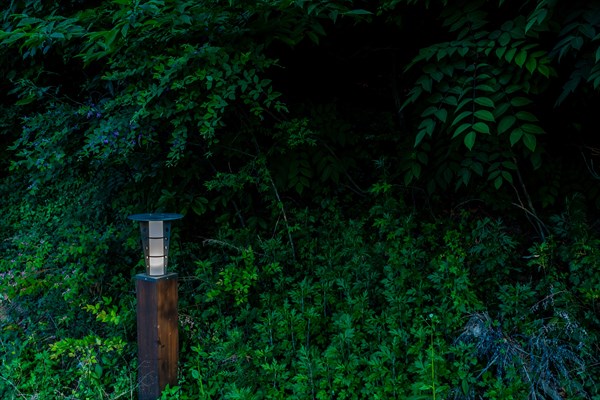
[128,213,183,400]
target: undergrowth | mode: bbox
[165,192,599,399]
[1,185,599,399]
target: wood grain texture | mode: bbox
[135,273,178,400]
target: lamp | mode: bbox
[128,212,183,400]
[128,213,183,276]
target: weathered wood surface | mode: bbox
[135,273,178,400]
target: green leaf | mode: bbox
[515,49,527,67]
[488,168,501,179]
[404,171,414,186]
[430,69,444,82]
[496,46,507,59]
[464,131,476,150]
[593,75,600,89]
[474,110,495,122]
[306,31,319,44]
[307,3,320,15]
[509,128,523,146]
[451,111,472,127]
[501,170,513,184]
[476,84,496,92]
[537,64,551,78]
[504,48,517,63]
[505,84,521,94]
[411,162,422,178]
[498,116,516,134]
[536,8,548,24]
[522,123,544,134]
[422,106,437,117]
[498,32,511,46]
[587,67,600,84]
[329,9,339,22]
[556,73,582,105]
[412,130,426,146]
[417,152,428,164]
[526,8,547,33]
[452,123,472,139]
[94,364,103,378]
[474,97,495,108]
[462,379,470,395]
[515,111,538,122]
[417,75,433,92]
[494,175,503,189]
[494,101,510,117]
[443,95,458,106]
[436,48,448,61]
[580,24,596,40]
[523,133,537,151]
[418,117,436,131]
[415,118,436,145]
[15,93,36,106]
[434,108,448,123]
[525,57,537,74]
[455,98,472,112]
[473,121,490,134]
[401,87,423,108]
[510,97,533,107]
[343,9,372,15]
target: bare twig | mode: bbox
[202,238,246,253]
[511,202,548,237]
[321,142,367,197]
[0,373,27,399]
[252,138,297,261]
[581,150,600,180]
[511,157,547,240]
[267,174,297,261]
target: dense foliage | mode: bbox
[1,0,600,398]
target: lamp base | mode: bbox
[135,273,178,399]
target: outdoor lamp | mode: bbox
[128,213,183,276]
[128,212,183,400]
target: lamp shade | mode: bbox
[128,213,183,276]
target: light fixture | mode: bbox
[128,213,183,276]
[127,212,183,399]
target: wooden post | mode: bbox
[135,273,178,400]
